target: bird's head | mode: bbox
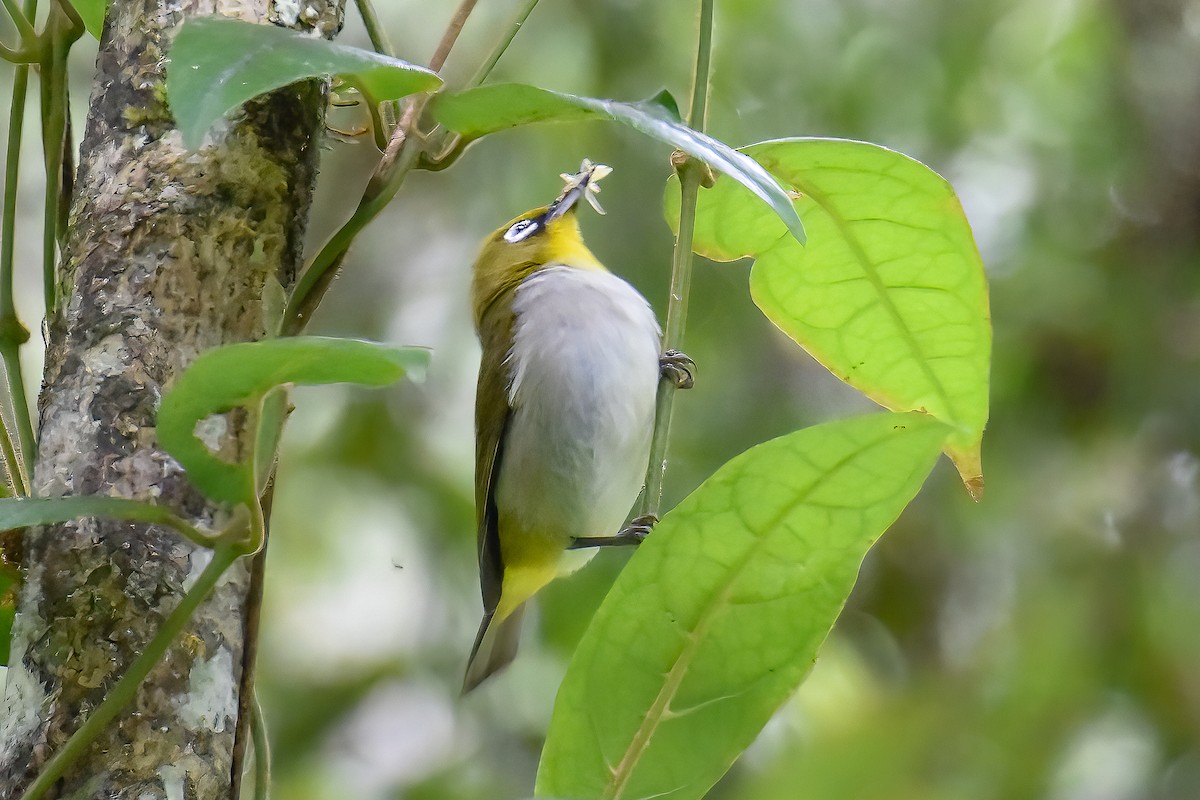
[471,161,612,329]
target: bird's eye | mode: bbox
[503,219,540,243]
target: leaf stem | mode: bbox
[353,0,395,57]
[638,0,713,519]
[465,0,540,89]
[0,0,39,494]
[19,541,244,800]
[351,0,400,132]
[1,0,36,44]
[251,691,271,800]
[281,121,425,334]
[40,1,80,313]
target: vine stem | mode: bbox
[638,0,713,519]
[0,0,36,43]
[251,691,271,800]
[282,0,536,334]
[0,0,38,494]
[40,1,81,312]
[279,138,422,335]
[466,0,540,89]
[19,541,245,800]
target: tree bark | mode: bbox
[0,1,344,796]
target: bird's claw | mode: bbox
[619,513,658,543]
[567,514,659,550]
[660,350,695,390]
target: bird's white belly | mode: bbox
[496,266,661,547]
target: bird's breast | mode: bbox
[496,265,661,548]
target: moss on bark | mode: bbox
[0,1,345,796]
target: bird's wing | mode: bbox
[474,291,517,616]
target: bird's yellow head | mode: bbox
[471,161,612,329]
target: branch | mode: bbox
[638,0,714,519]
[429,0,478,73]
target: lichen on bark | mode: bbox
[0,1,345,796]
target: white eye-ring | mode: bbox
[503,219,540,243]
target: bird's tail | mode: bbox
[462,604,526,693]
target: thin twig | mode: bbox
[638,0,714,519]
[0,61,31,495]
[429,0,479,73]
[0,0,39,494]
[687,0,713,132]
[466,0,540,89]
[0,416,22,497]
[353,0,395,57]
[351,0,399,132]
[251,691,271,800]
[40,2,81,311]
[280,141,422,335]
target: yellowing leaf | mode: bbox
[667,138,990,497]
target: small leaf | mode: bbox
[158,337,428,505]
[537,412,949,800]
[433,84,805,246]
[666,138,990,497]
[0,495,198,533]
[167,16,442,149]
[69,0,107,39]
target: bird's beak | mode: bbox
[544,177,589,222]
[544,160,612,222]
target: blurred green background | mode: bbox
[9,0,1200,797]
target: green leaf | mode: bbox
[537,412,948,800]
[167,16,442,149]
[0,495,201,532]
[158,337,428,505]
[667,138,990,497]
[0,493,212,663]
[432,84,805,246]
[69,0,107,39]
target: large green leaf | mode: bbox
[666,138,990,497]
[158,337,428,505]
[433,85,805,246]
[167,16,442,149]
[537,412,949,800]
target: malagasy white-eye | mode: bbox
[464,160,693,691]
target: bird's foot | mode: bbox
[660,350,695,390]
[567,514,659,550]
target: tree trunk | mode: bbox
[0,1,344,796]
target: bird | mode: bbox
[463,160,692,691]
